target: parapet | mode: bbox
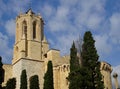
[54,64,70,72]
[100,61,112,73]
[46,49,60,60]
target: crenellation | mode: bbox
[100,61,112,89]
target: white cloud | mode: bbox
[5,19,15,36]
[42,0,108,57]
[110,13,120,45]
[9,0,30,13]
[53,33,77,55]
[95,35,112,55]
[74,0,106,30]
[42,4,55,19]
[86,14,104,30]
[0,32,13,64]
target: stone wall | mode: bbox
[2,64,12,87]
[13,58,45,89]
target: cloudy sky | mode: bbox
[0,0,120,86]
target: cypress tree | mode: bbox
[70,42,80,72]
[29,75,40,89]
[43,61,54,89]
[81,31,104,89]
[5,78,16,89]
[20,69,27,89]
[0,56,4,89]
[68,42,82,89]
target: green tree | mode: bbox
[43,61,54,89]
[68,42,82,89]
[0,56,4,89]
[81,31,104,89]
[20,69,27,89]
[70,42,80,72]
[5,78,16,89]
[29,75,40,89]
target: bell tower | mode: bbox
[12,9,48,64]
[12,9,49,89]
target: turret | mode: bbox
[100,61,112,89]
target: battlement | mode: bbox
[54,64,70,72]
[100,61,112,73]
[100,61,112,89]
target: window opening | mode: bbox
[33,21,36,39]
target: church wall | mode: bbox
[13,40,26,63]
[53,64,69,89]
[2,64,12,87]
[12,59,22,89]
[53,67,60,89]
[13,58,45,89]
[59,64,69,89]
[27,41,42,60]
[42,41,49,59]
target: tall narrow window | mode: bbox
[22,21,27,35]
[33,21,36,39]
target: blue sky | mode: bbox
[0,0,120,84]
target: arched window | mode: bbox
[33,21,36,39]
[22,20,27,35]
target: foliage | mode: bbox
[20,69,27,89]
[68,42,81,89]
[43,61,54,89]
[68,31,104,89]
[5,78,16,89]
[30,75,40,89]
[71,67,95,89]
[81,31,104,89]
[70,42,80,72]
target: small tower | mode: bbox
[12,9,49,89]
[100,61,112,89]
[113,73,119,89]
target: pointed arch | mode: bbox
[22,20,27,35]
[33,21,36,39]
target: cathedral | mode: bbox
[2,9,113,89]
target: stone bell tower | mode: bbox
[12,9,49,89]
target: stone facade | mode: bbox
[100,61,113,89]
[2,9,113,89]
[2,64,12,87]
